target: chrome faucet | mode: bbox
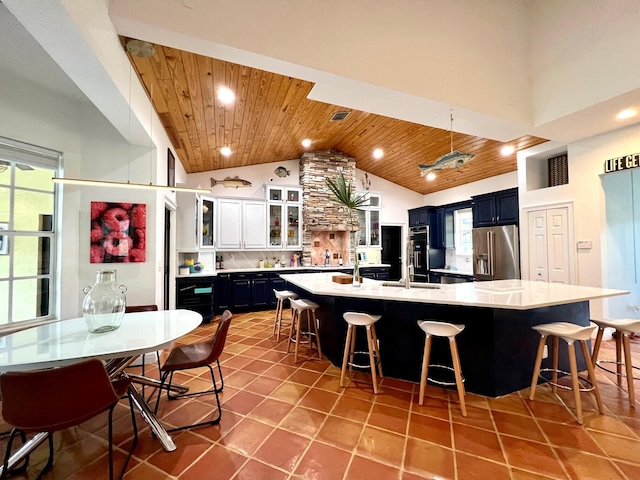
[404,239,413,289]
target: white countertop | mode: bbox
[176,264,390,278]
[280,273,629,310]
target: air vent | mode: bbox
[330,111,350,121]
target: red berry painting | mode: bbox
[90,201,146,263]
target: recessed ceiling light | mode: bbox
[373,148,384,160]
[220,146,232,156]
[217,87,235,105]
[616,108,638,120]
[501,145,515,156]
[426,172,436,181]
[301,139,312,148]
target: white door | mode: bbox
[216,199,242,250]
[527,207,570,283]
[242,201,267,248]
[547,208,570,284]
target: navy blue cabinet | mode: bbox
[231,274,252,309]
[359,267,391,280]
[216,273,231,313]
[472,188,518,227]
[269,274,286,306]
[252,273,269,307]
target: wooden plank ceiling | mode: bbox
[125,39,548,195]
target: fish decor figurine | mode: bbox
[418,150,475,176]
[210,176,252,188]
[274,166,290,178]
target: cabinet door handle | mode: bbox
[496,215,500,222]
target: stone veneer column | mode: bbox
[299,150,359,266]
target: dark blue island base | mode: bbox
[288,287,590,397]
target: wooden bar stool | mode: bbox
[591,318,640,407]
[286,298,322,363]
[273,290,298,341]
[340,312,383,394]
[529,322,604,424]
[417,320,466,416]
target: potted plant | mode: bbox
[326,171,369,286]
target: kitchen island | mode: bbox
[280,273,628,397]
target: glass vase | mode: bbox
[352,231,361,288]
[82,270,127,333]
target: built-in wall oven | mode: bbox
[409,226,445,282]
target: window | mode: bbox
[0,137,60,326]
[454,208,473,255]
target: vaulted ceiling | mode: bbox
[125,40,548,195]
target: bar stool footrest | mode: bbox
[348,351,381,370]
[595,360,640,381]
[426,364,465,387]
[539,368,595,392]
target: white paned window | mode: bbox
[0,136,60,326]
[454,208,473,256]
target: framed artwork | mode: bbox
[0,223,8,255]
[167,148,176,188]
[90,202,146,263]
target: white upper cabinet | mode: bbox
[216,198,267,250]
[267,186,302,250]
[176,192,216,251]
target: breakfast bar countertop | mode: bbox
[279,273,628,310]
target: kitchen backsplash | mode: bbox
[445,248,472,273]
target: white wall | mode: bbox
[0,67,166,319]
[422,172,518,206]
[518,125,640,320]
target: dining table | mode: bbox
[0,308,202,475]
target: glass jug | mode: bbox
[82,270,127,333]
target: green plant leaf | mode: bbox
[326,172,369,210]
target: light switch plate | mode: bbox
[577,240,592,250]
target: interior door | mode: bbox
[528,210,549,282]
[381,225,402,280]
[546,208,570,283]
[527,207,570,283]
[164,206,170,309]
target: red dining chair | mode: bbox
[0,358,138,480]
[154,310,232,432]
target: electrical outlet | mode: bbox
[543,345,548,359]
[229,254,234,261]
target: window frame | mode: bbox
[0,136,60,327]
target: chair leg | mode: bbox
[340,325,353,387]
[551,336,559,394]
[371,324,383,378]
[366,326,379,394]
[529,335,546,400]
[567,340,583,424]
[419,335,432,406]
[311,310,322,359]
[274,299,282,341]
[580,340,604,414]
[450,337,467,417]
[1,429,31,480]
[622,333,636,407]
[286,310,298,355]
[293,313,303,364]
[117,394,139,480]
[349,326,357,373]
[591,327,605,365]
[615,333,623,385]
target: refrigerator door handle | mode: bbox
[487,231,494,277]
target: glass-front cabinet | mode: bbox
[267,185,302,249]
[199,196,215,249]
[356,192,381,248]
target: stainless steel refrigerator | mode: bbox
[472,225,520,281]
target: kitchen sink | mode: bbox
[381,282,441,289]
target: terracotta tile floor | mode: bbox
[1,311,639,479]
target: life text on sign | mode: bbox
[604,152,640,173]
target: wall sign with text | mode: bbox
[604,152,640,173]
